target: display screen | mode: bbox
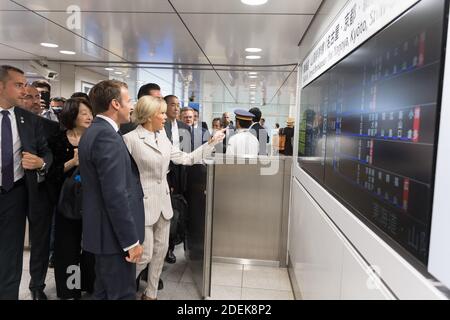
[298,0,447,265]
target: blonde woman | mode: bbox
[123,96,224,300]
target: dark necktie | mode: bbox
[1,110,14,191]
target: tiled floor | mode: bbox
[19,246,294,300]
[209,263,294,300]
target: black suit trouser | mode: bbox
[27,183,53,291]
[93,254,136,300]
[0,184,27,300]
[54,213,95,299]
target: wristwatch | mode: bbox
[38,161,47,173]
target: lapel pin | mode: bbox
[20,116,24,124]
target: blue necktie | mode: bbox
[1,110,14,191]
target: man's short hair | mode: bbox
[249,107,262,122]
[164,95,178,104]
[180,107,194,114]
[236,118,252,129]
[137,83,161,99]
[89,80,128,115]
[0,65,24,83]
[31,79,51,92]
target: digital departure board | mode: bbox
[298,0,447,265]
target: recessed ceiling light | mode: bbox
[40,42,58,48]
[248,72,258,75]
[26,72,38,75]
[105,67,114,71]
[114,71,123,75]
[246,55,261,60]
[241,0,268,6]
[245,48,262,53]
[59,50,76,55]
[249,75,258,79]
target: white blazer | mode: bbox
[123,125,214,226]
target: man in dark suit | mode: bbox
[192,106,209,131]
[79,80,144,300]
[181,107,210,151]
[163,95,191,264]
[21,85,60,300]
[119,83,161,135]
[249,107,269,155]
[0,65,53,300]
[221,112,235,153]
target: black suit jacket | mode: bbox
[201,121,209,131]
[13,108,53,208]
[119,121,137,135]
[164,120,192,152]
[38,117,60,205]
[191,126,210,151]
[222,125,235,153]
[79,117,145,255]
[164,120,191,194]
[249,122,269,155]
[39,117,60,140]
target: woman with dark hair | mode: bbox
[70,92,90,101]
[49,98,95,299]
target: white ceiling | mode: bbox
[0,0,322,107]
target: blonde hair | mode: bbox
[132,95,167,125]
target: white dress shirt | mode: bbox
[0,107,24,186]
[171,119,180,149]
[96,114,119,132]
[96,114,139,252]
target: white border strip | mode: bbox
[301,0,419,87]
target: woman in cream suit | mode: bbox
[123,96,224,300]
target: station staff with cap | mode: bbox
[226,109,259,157]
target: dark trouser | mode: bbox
[27,184,53,291]
[93,254,136,300]
[54,213,95,299]
[0,184,27,300]
[49,208,56,260]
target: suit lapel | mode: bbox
[14,108,29,150]
[164,122,173,143]
[137,126,161,154]
[144,135,160,153]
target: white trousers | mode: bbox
[136,215,170,298]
